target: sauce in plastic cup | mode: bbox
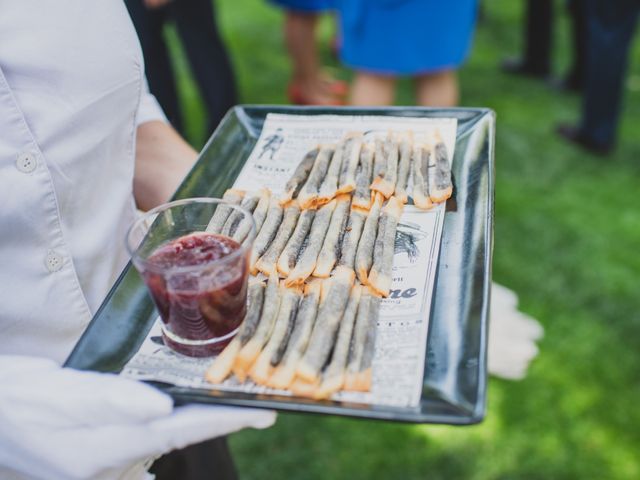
[126,198,256,357]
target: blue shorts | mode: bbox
[339,0,477,75]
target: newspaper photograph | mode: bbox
[122,113,457,408]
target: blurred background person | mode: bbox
[337,0,477,107]
[126,0,237,136]
[556,0,640,154]
[502,0,553,79]
[501,0,587,92]
[271,0,347,105]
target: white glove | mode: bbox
[0,356,276,480]
[488,283,544,380]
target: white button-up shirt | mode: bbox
[0,1,166,364]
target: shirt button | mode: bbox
[16,151,38,173]
[45,251,64,272]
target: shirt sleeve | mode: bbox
[136,77,168,127]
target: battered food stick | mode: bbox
[354,193,383,284]
[344,287,379,391]
[255,201,300,275]
[206,189,245,233]
[251,189,271,234]
[289,378,320,398]
[312,194,351,278]
[237,276,267,346]
[234,273,281,381]
[315,285,362,399]
[268,280,322,389]
[205,337,241,384]
[285,199,336,286]
[222,192,260,242]
[317,141,344,206]
[277,208,315,277]
[371,133,398,199]
[372,137,387,183]
[352,144,374,211]
[352,294,381,391]
[249,197,284,273]
[428,131,453,203]
[205,278,266,383]
[296,266,355,383]
[368,196,404,297]
[337,208,367,271]
[249,284,301,385]
[280,148,319,206]
[411,144,434,210]
[337,133,363,194]
[394,132,413,204]
[319,276,333,304]
[221,192,259,237]
[297,145,334,209]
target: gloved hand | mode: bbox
[488,283,544,380]
[0,356,275,480]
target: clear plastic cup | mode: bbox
[126,197,256,357]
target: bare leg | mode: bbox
[350,72,396,106]
[285,11,340,104]
[415,70,459,107]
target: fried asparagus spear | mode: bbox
[394,132,413,204]
[205,277,266,383]
[249,197,284,272]
[277,208,316,277]
[251,188,271,234]
[234,273,281,381]
[317,141,344,206]
[352,143,374,211]
[354,193,384,284]
[411,143,434,210]
[255,201,300,275]
[428,131,453,203]
[344,287,381,391]
[221,191,260,243]
[267,279,322,390]
[249,284,302,385]
[280,148,319,206]
[337,207,367,272]
[372,138,387,187]
[297,145,334,209]
[337,133,363,194]
[368,196,403,297]
[312,194,351,278]
[206,189,245,233]
[296,267,355,383]
[315,284,362,399]
[289,377,320,398]
[285,199,336,286]
[371,133,398,199]
[289,277,338,397]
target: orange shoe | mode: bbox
[287,82,347,106]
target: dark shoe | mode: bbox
[555,123,613,156]
[561,74,583,92]
[548,75,583,93]
[501,57,550,79]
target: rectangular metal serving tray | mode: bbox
[65,105,495,425]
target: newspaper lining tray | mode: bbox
[65,105,494,425]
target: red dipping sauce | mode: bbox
[142,232,249,357]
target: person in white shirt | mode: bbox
[0,2,274,479]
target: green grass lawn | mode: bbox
[168,1,640,478]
